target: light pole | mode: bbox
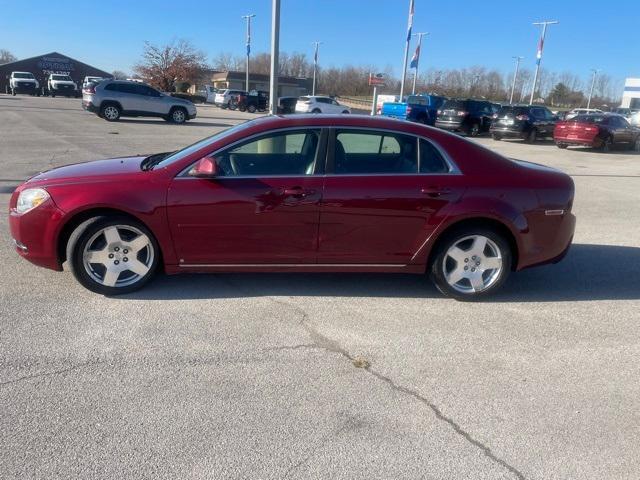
[529,20,558,105]
[587,68,599,109]
[399,0,415,99]
[268,0,280,115]
[242,14,256,92]
[312,41,322,96]
[509,56,523,104]
[411,32,428,95]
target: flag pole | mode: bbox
[399,0,414,99]
[529,20,558,105]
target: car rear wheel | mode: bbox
[430,228,512,301]
[342,110,350,114]
[311,108,321,113]
[556,143,568,149]
[469,123,480,137]
[492,133,502,141]
[169,107,187,124]
[67,216,159,295]
[101,104,121,121]
[526,128,537,143]
[247,104,257,113]
[601,136,613,152]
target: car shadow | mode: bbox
[122,244,640,303]
[116,119,232,127]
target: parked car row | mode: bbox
[212,90,353,115]
[5,70,110,98]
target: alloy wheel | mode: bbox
[442,235,503,294]
[103,106,119,121]
[172,109,186,123]
[82,225,154,288]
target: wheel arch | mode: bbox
[427,217,520,271]
[99,100,123,113]
[56,207,163,269]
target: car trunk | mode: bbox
[438,101,468,122]
[555,120,600,141]
[493,107,528,128]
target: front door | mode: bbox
[167,129,326,265]
[318,129,465,265]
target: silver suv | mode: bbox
[82,80,197,123]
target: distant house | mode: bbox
[0,51,111,93]
[210,71,311,97]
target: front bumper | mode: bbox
[9,201,66,271]
[12,83,37,93]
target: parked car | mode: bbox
[277,96,298,114]
[435,99,495,136]
[381,94,447,125]
[295,96,351,114]
[376,94,400,115]
[554,113,640,152]
[7,71,39,96]
[81,80,197,123]
[9,115,575,301]
[490,105,558,142]
[238,90,269,113]
[196,85,217,103]
[82,76,107,89]
[565,108,604,120]
[214,89,246,109]
[47,74,78,97]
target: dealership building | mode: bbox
[0,51,111,93]
[621,78,640,109]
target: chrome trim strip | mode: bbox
[178,263,407,268]
[545,209,565,216]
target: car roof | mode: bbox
[12,71,33,74]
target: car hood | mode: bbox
[14,78,37,83]
[26,156,147,185]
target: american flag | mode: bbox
[536,36,544,64]
[410,44,420,69]
[406,0,415,42]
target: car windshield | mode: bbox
[52,75,72,81]
[149,121,255,170]
[571,115,605,124]
[14,73,35,79]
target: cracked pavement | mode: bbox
[1,95,640,479]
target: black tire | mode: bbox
[342,110,350,114]
[100,103,121,121]
[600,136,613,153]
[12,88,16,96]
[468,123,480,137]
[247,104,257,113]
[66,216,159,295]
[556,143,568,149]
[169,107,187,124]
[239,104,247,112]
[492,133,502,141]
[526,128,537,143]
[311,108,321,113]
[429,226,512,301]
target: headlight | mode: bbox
[16,188,50,214]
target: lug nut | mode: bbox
[476,262,481,266]
[464,266,468,271]
[123,257,128,262]
[114,247,120,252]
[123,249,128,254]
[108,254,114,259]
[114,260,120,265]
[471,267,476,272]
[464,258,469,263]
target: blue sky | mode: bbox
[1,0,638,87]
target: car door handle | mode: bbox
[421,186,452,197]
[282,186,312,197]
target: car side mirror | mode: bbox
[189,157,218,178]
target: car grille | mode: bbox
[57,85,73,91]
[18,82,35,88]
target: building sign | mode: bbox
[37,56,75,75]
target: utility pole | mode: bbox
[411,32,428,95]
[399,0,415,99]
[509,56,523,104]
[587,68,599,109]
[268,0,280,115]
[312,41,322,96]
[242,14,256,93]
[529,20,558,105]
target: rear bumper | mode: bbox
[82,100,99,113]
[490,126,526,138]
[9,201,66,271]
[435,119,464,131]
[518,211,576,270]
[554,135,597,147]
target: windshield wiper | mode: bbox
[140,151,175,171]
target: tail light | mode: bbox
[83,85,96,94]
[406,106,412,115]
[456,110,467,116]
[515,114,528,121]
[584,126,598,133]
[437,109,443,115]
[492,113,498,119]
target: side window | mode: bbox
[620,117,631,128]
[143,86,160,97]
[419,139,450,174]
[104,83,119,92]
[334,130,417,174]
[212,130,320,177]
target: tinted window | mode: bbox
[497,106,529,117]
[211,130,321,177]
[572,115,605,124]
[442,100,467,110]
[334,130,417,174]
[420,139,449,174]
[408,95,427,105]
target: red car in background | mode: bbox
[554,113,640,151]
[9,115,576,300]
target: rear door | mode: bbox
[318,129,466,265]
[610,116,634,145]
[167,128,326,265]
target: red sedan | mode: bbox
[9,115,575,300]
[554,113,640,151]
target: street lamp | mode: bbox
[312,41,322,96]
[509,56,523,104]
[411,32,428,95]
[268,0,280,115]
[529,20,558,105]
[587,69,600,109]
[242,14,256,92]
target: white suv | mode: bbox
[47,74,78,97]
[295,96,351,114]
[214,89,246,109]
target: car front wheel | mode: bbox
[430,228,512,301]
[169,107,187,124]
[67,216,159,295]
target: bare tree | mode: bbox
[0,49,17,65]
[111,70,128,80]
[134,39,207,91]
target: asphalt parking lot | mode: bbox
[1,94,639,479]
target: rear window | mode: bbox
[571,115,605,124]
[298,96,310,102]
[497,106,529,116]
[442,100,467,110]
[407,95,427,105]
